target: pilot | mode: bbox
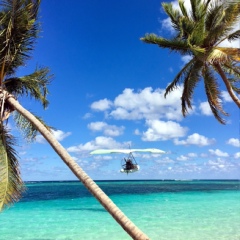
[125,159,134,170]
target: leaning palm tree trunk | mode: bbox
[5,91,149,240]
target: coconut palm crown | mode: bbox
[0,0,52,210]
[141,0,240,124]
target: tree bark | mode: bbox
[6,93,150,240]
[214,63,240,108]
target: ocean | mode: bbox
[0,180,240,240]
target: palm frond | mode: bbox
[181,60,203,116]
[202,65,228,124]
[227,30,240,42]
[215,47,240,62]
[222,61,240,78]
[179,0,189,18]
[0,123,25,211]
[162,2,181,33]
[207,48,230,64]
[190,0,206,21]
[13,111,53,142]
[204,1,239,47]
[165,58,195,97]
[0,0,41,79]
[228,78,240,94]
[141,34,192,55]
[214,2,240,45]
[4,67,52,109]
[188,19,206,47]
[177,16,195,40]
[221,62,240,94]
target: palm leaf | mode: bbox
[207,48,230,64]
[227,30,240,42]
[141,34,192,55]
[202,65,228,124]
[222,62,240,78]
[188,19,206,47]
[204,1,239,47]
[179,0,189,18]
[0,123,25,211]
[215,47,240,62]
[190,0,206,21]
[177,16,195,40]
[162,2,181,32]
[0,0,41,79]
[13,111,53,142]
[221,63,240,94]
[228,78,240,94]
[4,66,52,109]
[214,3,240,45]
[181,60,203,116]
[165,58,195,97]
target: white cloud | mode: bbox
[205,158,235,171]
[52,130,72,141]
[88,121,124,137]
[209,149,229,157]
[221,91,232,102]
[67,136,129,153]
[181,55,193,64]
[177,155,189,161]
[161,17,175,34]
[89,87,197,122]
[199,102,212,116]
[91,98,112,111]
[188,153,197,158]
[88,121,106,131]
[174,133,215,146]
[35,135,45,144]
[226,138,240,148]
[157,156,174,164]
[36,130,71,143]
[234,152,240,159]
[82,113,93,119]
[109,87,188,121]
[142,120,188,141]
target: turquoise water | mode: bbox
[1,180,240,240]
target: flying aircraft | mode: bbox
[90,148,165,174]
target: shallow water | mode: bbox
[1,180,240,240]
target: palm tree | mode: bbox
[0,1,149,239]
[141,0,240,124]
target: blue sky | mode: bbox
[12,0,239,181]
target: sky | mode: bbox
[11,0,240,181]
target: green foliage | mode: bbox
[14,111,53,142]
[0,0,40,79]
[141,0,240,124]
[4,66,52,109]
[202,65,228,124]
[0,124,25,211]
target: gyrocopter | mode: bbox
[90,148,165,174]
